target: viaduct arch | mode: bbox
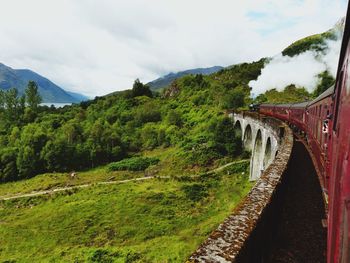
[233,113,278,180]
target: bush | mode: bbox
[181,183,208,202]
[108,156,159,171]
[89,249,116,263]
[223,160,250,174]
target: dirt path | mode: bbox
[211,159,248,173]
[0,176,170,201]
[0,159,249,201]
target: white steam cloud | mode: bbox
[249,36,342,96]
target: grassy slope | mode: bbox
[0,146,236,199]
[281,30,337,57]
[0,161,251,262]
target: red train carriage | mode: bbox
[256,5,350,259]
[260,103,291,121]
[272,104,291,122]
[259,103,275,117]
[305,86,334,192]
[327,5,350,261]
[289,101,308,132]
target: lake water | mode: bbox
[40,103,73,108]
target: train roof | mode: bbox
[307,85,334,106]
[259,85,334,109]
[290,101,309,108]
[274,103,292,108]
[260,103,292,108]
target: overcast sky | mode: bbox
[0,0,347,97]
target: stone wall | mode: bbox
[188,114,293,262]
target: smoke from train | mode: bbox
[249,30,342,97]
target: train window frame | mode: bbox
[333,68,345,132]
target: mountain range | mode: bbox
[0,63,88,103]
[147,66,223,90]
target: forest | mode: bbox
[0,55,334,184]
[0,59,265,183]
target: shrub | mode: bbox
[107,156,159,171]
[181,183,208,202]
[89,249,116,263]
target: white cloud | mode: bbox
[0,0,347,97]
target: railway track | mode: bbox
[267,141,327,262]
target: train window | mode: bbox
[333,69,345,131]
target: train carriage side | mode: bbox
[327,4,350,260]
[305,86,334,192]
[259,103,275,117]
[261,103,292,121]
[274,104,291,122]
[289,101,309,132]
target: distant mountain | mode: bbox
[66,91,90,102]
[147,66,224,90]
[0,63,85,103]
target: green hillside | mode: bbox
[0,58,265,261]
[0,160,251,262]
[282,29,338,57]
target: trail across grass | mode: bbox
[0,176,170,201]
[0,159,248,201]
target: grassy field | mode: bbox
[0,147,241,199]
[0,159,251,262]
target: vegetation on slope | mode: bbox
[254,84,311,104]
[0,160,251,262]
[282,30,337,57]
[0,58,265,183]
[313,70,335,97]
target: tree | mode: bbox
[132,79,153,98]
[40,138,74,171]
[141,123,159,149]
[166,110,182,126]
[0,90,5,110]
[0,148,18,182]
[4,88,24,124]
[16,124,47,178]
[313,71,335,97]
[222,89,245,110]
[212,117,242,156]
[25,81,42,111]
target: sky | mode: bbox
[0,0,347,97]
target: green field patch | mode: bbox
[0,162,252,262]
[108,157,160,172]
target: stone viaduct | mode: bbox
[189,112,294,262]
[232,112,279,181]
